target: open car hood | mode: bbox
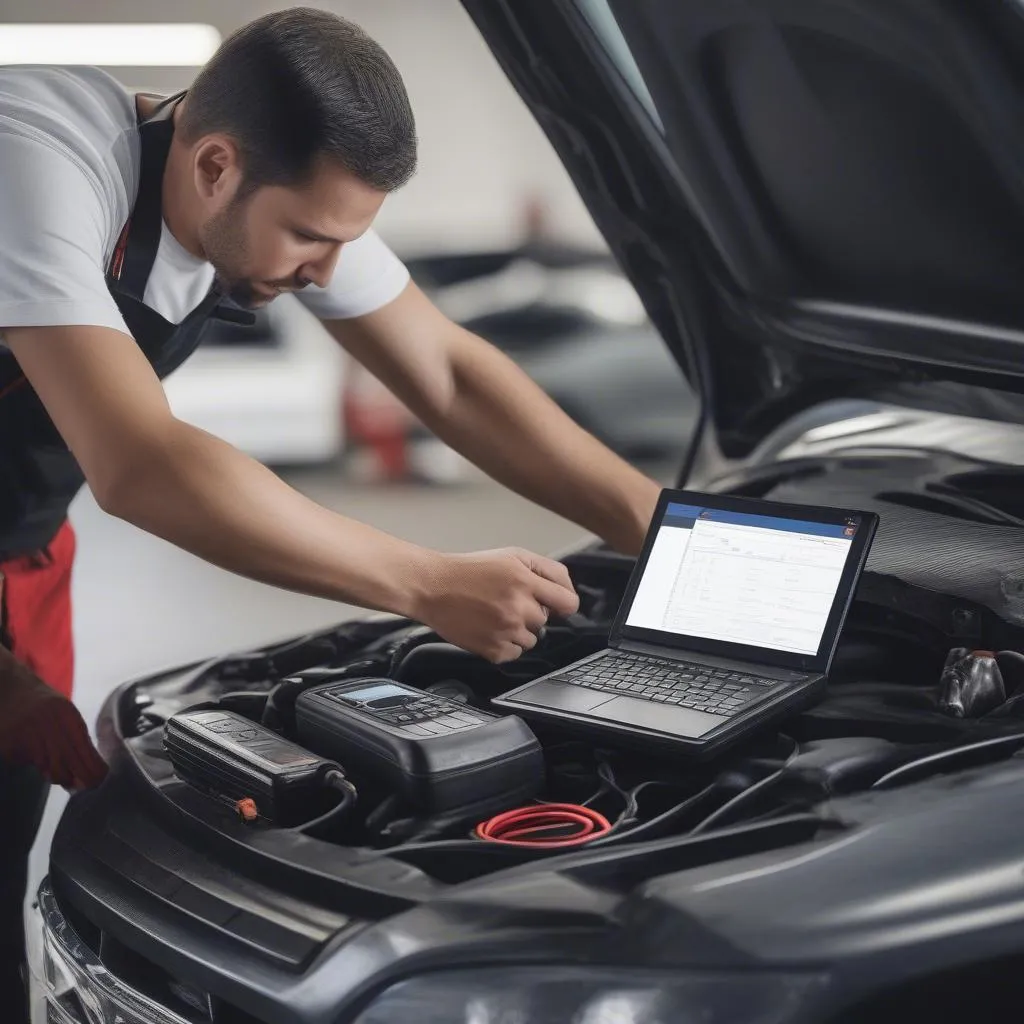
[459,0,1024,467]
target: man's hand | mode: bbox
[411,548,580,663]
[0,651,107,789]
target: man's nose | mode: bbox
[299,245,343,289]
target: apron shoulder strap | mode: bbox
[110,90,257,329]
[109,92,188,298]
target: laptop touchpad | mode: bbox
[589,697,726,737]
[514,681,615,713]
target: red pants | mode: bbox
[0,520,75,697]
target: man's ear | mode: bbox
[193,135,243,203]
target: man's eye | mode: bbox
[293,230,319,242]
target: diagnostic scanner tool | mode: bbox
[294,678,543,814]
[164,709,347,826]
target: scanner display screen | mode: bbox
[342,683,410,703]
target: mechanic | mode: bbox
[0,8,662,1015]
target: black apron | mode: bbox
[0,91,252,560]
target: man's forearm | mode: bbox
[101,421,436,615]
[426,329,661,555]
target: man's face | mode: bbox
[199,156,387,308]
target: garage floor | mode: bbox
[28,459,676,900]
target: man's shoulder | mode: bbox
[0,68,140,339]
[0,65,135,133]
[0,66,138,218]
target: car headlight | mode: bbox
[29,883,192,1024]
[352,966,826,1024]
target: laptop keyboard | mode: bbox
[551,652,788,717]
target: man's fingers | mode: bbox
[520,552,574,592]
[514,551,578,617]
[528,573,579,618]
[524,602,549,634]
[494,640,526,664]
[510,626,539,652]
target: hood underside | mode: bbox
[460,0,1024,459]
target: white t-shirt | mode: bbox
[0,65,410,344]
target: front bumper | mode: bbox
[28,881,193,1024]
[27,878,828,1024]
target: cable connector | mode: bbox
[235,797,259,824]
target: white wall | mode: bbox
[326,0,605,253]
[2,0,605,254]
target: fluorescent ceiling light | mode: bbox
[0,24,221,66]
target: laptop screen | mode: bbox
[624,501,864,657]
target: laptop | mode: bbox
[493,489,878,758]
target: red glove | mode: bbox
[0,649,107,788]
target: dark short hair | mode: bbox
[178,7,417,193]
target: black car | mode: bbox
[30,2,1024,1022]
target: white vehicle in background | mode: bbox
[162,294,346,467]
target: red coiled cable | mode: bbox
[474,803,613,848]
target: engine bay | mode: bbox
[114,539,1024,892]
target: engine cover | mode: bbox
[747,454,1024,632]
